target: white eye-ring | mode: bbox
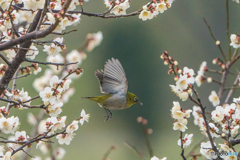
[134,97,137,102]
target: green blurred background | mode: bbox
[4,0,240,159]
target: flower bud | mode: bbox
[178,69,182,74]
[212,58,218,64]
[147,128,153,134]
[207,77,212,83]
[173,61,178,66]
[174,76,179,81]
[168,69,173,74]
[215,40,220,46]
[137,117,143,123]
[160,54,165,59]
[221,64,225,69]
[142,119,148,125]
[164,60,168,65]
[221,133,226,138]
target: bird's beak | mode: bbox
[138,100,143,106]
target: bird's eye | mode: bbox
[134,97,137,102]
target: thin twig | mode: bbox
[203,17,227,62]
[226,0,231,59]
[180,132,186,160]
[141,123,153,158]
[102,146,115,160]
[124,141,146,160]
[224,72,240,104]
[51,29,78,35]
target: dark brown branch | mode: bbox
[230,138,240,146]
[0,10,42,95]
[0,0,72,95]
[37,0,48,30]
[25,58,78,66]
[0,54,10,66]
[180,132,186,160]
[191,86,219,156]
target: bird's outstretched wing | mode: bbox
[95,58,128,95]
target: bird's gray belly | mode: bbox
[104,94,127,110]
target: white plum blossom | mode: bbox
[15,131,28,142]
[171,101,184,120]
[0,116,19,134]
[176,75,190,90]
[211,106,224,122]
[169,85,189,101]
[27,112,37,126]
[39,87,54,102]
[79,109,90,125]
[208,123,220,138]
[173,119,188,132]
[56,132,75,145]
[42,117,58,135]
[177,133,193,148]
[23,0,44,10]
[195,61,207,87]
[230,34,240,48]
[233,97,240,109]
[50,76,62,89]
[33,69,53,92]
[43,43,62,56]
[139,6,153,21]
[209,91,220,107]
[110,0,130,15]
[200,141,217,159]
[47,102,63,117]
[86,31,103,52]
[231,125,239,136]
[54,147,66,159]
[4,49,16,61]
[66,50,86,70]
[66,120,79,133]
[47,54,64,73]
[154,3,167,13]
[61,88,75,103]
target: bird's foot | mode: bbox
[103,108,112,121]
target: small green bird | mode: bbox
[83,58,142,121]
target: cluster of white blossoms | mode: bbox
[39,75,72,117]
[171,101,193,148]
[192,98,240,159]
[139,0,174,21]
[169,67,195,101]
[37,109,89,145]
[104,0,130,15]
